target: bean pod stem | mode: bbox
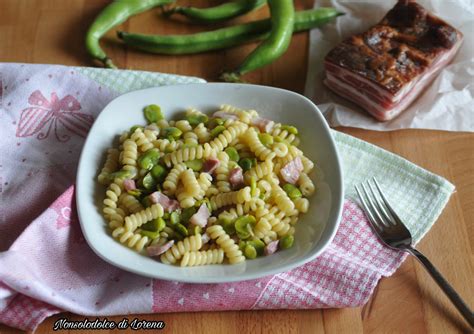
[117,8,342,55]
[164,0,266,23]
[85,0,173,68]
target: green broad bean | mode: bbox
[164,0,266,23]
[144,104,164,123]
[181,207,197,223]
[225,147,240,162]
[280,235,294,249]
[85,0,173,68]
[138,148,160,170]
[174,223,189,237]
[214,118,225,126]
[163,212,170,220]
[247,239,265,256]
[141,196,153,208]
[239,158,253,172]
[258,133,274,146]
[210,125,226,138]
[282,184,302,200]
[244,244,257,259]
[184,159,203,172]
[189,225,202,235]
[118,9,342,56]
[139,230,161,239]
[186,114,208,126]
[151,164,167,181]
[141,217,166,232]
[235,215,256,239]
[221,0,295,82]
[142,172,157,190]
[219,215,236,235]
[163,127,182,139]
[281,124,298,135]
[170,211,181,225]
[127,189,142,197]
[107,170,132,181]
[239,241,247,252]
[251,158,257,167]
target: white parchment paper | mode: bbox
[304,0,474,131]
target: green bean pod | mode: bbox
[164,0,266,23]
[221,0,294,82]
[85,0,173,68]
[117,8,342,55]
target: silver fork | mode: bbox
[355,178,473,328]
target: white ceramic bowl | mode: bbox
[76,83,344,283]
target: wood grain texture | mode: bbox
[0,1,472,333]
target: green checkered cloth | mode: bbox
[79,67,454,243]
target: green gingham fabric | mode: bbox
[77,68,454,243]
[76,67,205,93]
[333,131,454,242]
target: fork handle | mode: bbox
[406,247,474,328]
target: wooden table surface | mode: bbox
[0,1,472,333]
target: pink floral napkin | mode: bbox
[0,63,452,331]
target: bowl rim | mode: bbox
[76,82,344,283]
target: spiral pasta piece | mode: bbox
[103,180,123,216]
[207,225,244,264]
[209,122,248,152]
[119,193,144,214]
[194,123,210,143]
[121,139,138,171]
[124,203,164,232]
[98,148,120,185]
[197,172,212,200]
[183,131,199,146]
[163,143,216,167]
[209,187,251,210]
[298,173,315,196]
[219,104,257,124]
[254,217,272,238]
[263,206,291,237]
[163,163,186,195]
[153,138,179,153]
[176,185,196,209]
[160,234,203,264]
[270,182,296,216]
[294,197,309,213]
[175,120,193,133]
[245,127,276,161]
[180,249,225,267]
[107,207,127,229]
[270,124,298,144]
[215,151,231,193]
[244,160,273,183]
[131,128,156,152]
[181,168,201,198]
[112,227,150,252]
[272,142,289,158]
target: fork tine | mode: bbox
[361,182,390,227]
[355,185,382,233]
[372,177,404,226]
[367,179,395,225]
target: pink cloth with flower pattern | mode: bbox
[0,64,406,331]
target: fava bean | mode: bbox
[225,147,240,162]
[151,164,167,181]
[186,114,208,127]
[142,217,166,232]
[235,215,256,239]
[163,127,182,139]
[210,125,226,138]
[280,235,294,249]
[282,184,302,200]
[184,159,203,172]
[138,149,160,170]
[244,244,257,259]
[144,104,164,123]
